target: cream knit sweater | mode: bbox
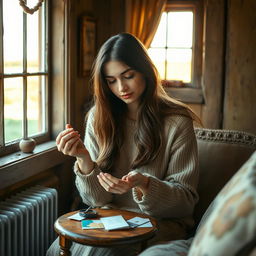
[74,108,199,241]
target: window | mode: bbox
[0,0,49,156]
[148,0,203,88]
[0,0,68,192]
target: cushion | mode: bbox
[188,151,256,256]
[139,238,193,256]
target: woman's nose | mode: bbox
[118,79,128,92]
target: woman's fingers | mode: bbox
[97,174,120,193]
[56,124,75,145]
[62,136,80,155]
[57,131,80,152]
[124,171,143,187]
[69,139,81,156]
[66,123,72,129]
[97,176,122,194]
[97,172,131,194]
[55,124,90,159]
[122,174,129,181]
[56,128,74,145]
[97,171,147,194]
[102,173,120,184]
[97,173,120,192]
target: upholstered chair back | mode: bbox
[194,128,256,227]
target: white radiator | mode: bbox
[0,185,58,256]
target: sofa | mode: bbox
[140,128,256,256]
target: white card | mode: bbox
[68,212,85,221]
[100,215,130,231]
[127,217,152,228]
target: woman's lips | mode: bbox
[121,93,133,99]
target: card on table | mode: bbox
[100,215,130,231]
[68,212,85,221]
[68,212,153,230]
[81,219,104,229]
[127,217,152,228]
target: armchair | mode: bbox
[140,128,256,256]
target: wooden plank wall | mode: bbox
[65,0,94,135]
[201,0,226,129]
[223,0,256,134]
[68,0,125,136]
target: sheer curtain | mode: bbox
[125,0,166,48]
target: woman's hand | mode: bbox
[97,171,149,195]
[56,124,87,158]
[122,171,149,197]
[97,172,132,194]
[56,124,94,174]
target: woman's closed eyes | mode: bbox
[123,73,134,80]
[106,71,135,85]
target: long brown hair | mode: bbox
[91,33,200,171]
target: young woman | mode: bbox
[47,33,200,256]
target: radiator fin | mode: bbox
[0,185,58,256]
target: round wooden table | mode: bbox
[54,208,157,256]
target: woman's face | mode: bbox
[104,60,146,112]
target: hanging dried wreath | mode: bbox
[19,0,44,15]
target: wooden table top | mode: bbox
[54,208,158,247]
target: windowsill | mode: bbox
[0,140,71,190]
[0,141,56,167]
[164,87,204,104]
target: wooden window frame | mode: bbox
[161,0,204,103]
[0,0,50,157]
[0,0,69,191]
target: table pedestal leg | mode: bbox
[59,235,72,256]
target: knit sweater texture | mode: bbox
[74,108,199,242]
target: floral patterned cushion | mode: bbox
[188,151,256,256]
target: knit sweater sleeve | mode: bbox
[73,108,113,207]
[132,116,199,219]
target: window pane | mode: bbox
[167,11,193,48]
[27,0,40,6]
[166,49,192,82]
[3,0,23,73]
[4,78,23,142]
[27,2,45,72]
[27,76,46,136]
[150,12,167,47]
[148,48,166,78]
